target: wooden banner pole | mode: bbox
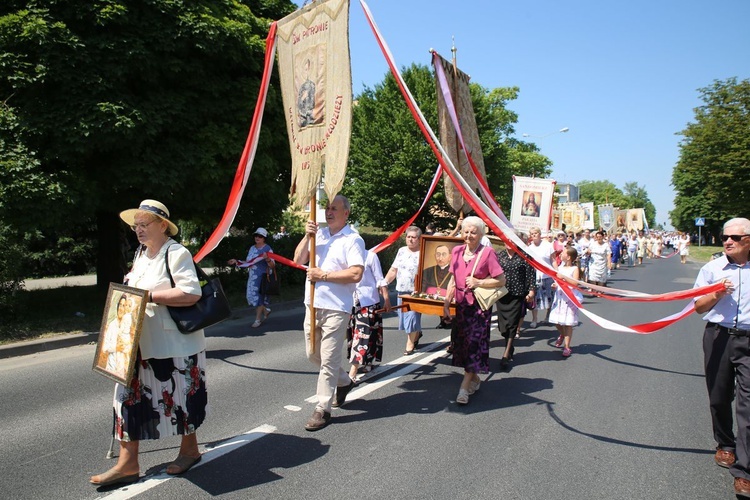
[309,191,317,355]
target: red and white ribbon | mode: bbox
[194,23,278,263]
[360,0,723,333]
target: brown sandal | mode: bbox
[166,454,202,475]
[90,468,140,487]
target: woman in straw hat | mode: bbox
[90,199,207,487]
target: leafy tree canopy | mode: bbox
[343,63,552,232]
[671,77,750,238]
[0,0,296,284]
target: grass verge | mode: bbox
[688,245,723,263]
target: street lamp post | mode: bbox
[522,127,569,139]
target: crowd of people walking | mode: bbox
[94,197,719,491]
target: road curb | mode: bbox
[0,299,304,360]
[0,332,99,359]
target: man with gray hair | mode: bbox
[294,195,366,431]
[694,217,750,497]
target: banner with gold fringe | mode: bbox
[432,52,486,214]
[276,0,352,209]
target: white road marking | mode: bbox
[104,334,454,498]
[103,424,276,499]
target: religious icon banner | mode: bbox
[557,202,584,233]
[510,176,556,234]
[581,202,595,230]
[627,208,645,232]
[433,53,486,213]
[276,0,352,209]
[598,204,615,232]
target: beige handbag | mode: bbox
[469,247,508,311]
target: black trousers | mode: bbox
[703,323,750,478]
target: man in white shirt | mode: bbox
[577,229,592,281]
[526,226,555,327]
[294,195,366,431]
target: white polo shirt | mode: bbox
[355,250,386,308]
[304,224,366,313]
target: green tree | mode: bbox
[622,181,656,226]
[0,0,296,287]
[343,63,551,231]
[671,77,750,240]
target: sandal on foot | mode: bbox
[264,308,272,319]
[456,389,470,405]
[166,454,202,475]
[468,379,481,395]
[414,332,423,350]
[251,319,262,328]
[90,468,140,487]
[403,349,415,356]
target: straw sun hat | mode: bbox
[119,199,179,236]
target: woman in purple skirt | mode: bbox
[442,216,505,406]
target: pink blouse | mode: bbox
[450,244,504,306]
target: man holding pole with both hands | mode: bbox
[294,195,366,431]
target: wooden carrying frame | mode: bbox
[92,283,148,385]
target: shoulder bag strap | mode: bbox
[469,246,485,279]
[164,243,207,287]
[164,244,176,288]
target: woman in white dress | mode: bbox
[586,231,611,286]
[678,233,691,264]
[549,247,583,357]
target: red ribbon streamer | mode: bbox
[193,23,278,263]
[360,0,722,333]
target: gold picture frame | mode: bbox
[92,283,148,385]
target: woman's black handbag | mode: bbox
[260,268,280,296]
[164,245,232,333]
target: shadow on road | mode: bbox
[544,402,712,454]
[185,433,330,495]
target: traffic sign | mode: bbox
[695,217,705,226]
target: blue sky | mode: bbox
[292,0,750,228]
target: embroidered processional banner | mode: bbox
[510,176,555,234]
[557,202,585,232]
[432,53,486,213]
[627,208,645,232]
[598,204,615,232]
[615,209,628,232]
[276,0,352,209]
[580,202,595,230]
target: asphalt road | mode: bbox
[0,255,735,499]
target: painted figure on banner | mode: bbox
[521,192,541,217]
[421,244,454,298]
[295,50,325,128]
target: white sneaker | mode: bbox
[529,322,538,329]
[251,319,262,328]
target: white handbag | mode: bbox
[469,247,508,311]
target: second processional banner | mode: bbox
[510,176,556,234]
[276,0,352,209]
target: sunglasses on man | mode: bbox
[721,234,749,242]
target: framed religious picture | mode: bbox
[398,235,462,316]
[92,283,148,385]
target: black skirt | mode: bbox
[495,294,525,338]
